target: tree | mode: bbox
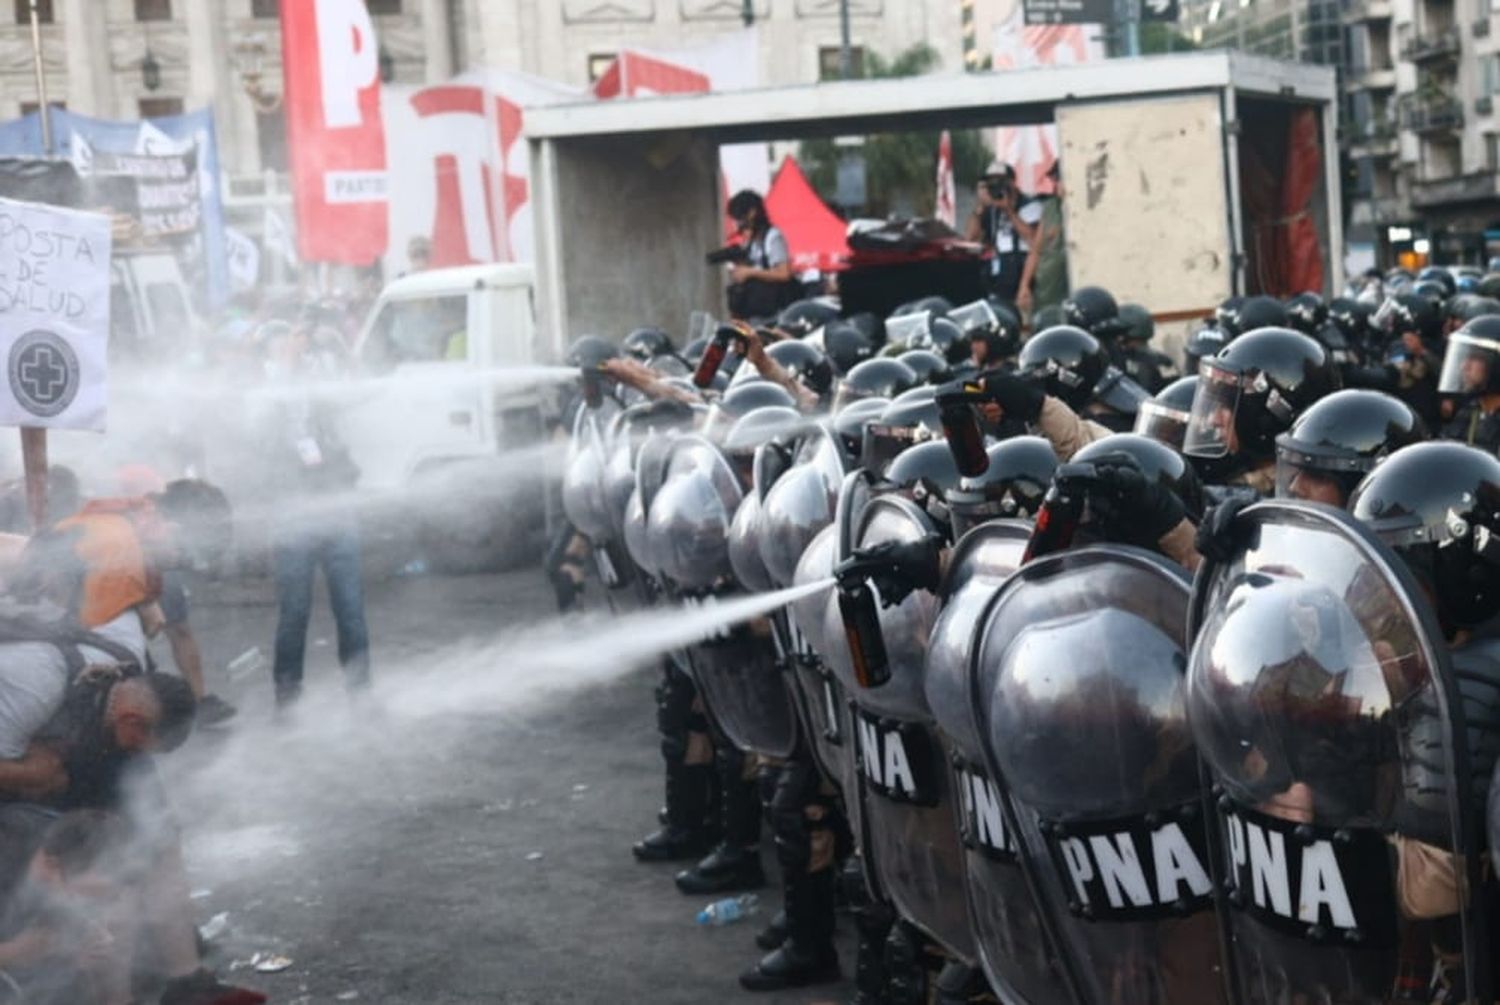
[798,44,992,219]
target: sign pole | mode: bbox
[23,0,51,530]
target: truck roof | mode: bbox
[381,263,534,300]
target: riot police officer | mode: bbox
[1274,389,1426,506]
[1134,375,1197,453]
[1439,316,1500,452]
[1183,326,1339,494]
[1062,285,1132,368]
[1376,292,1444,427]
[1118,301,1180,394]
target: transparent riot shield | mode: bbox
[839,493,973,959]
[1187,501,1487,1005]
[925,519,1065,1003]
[974,545,1222,1005]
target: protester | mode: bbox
[258,320,372,710]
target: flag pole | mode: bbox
[22,0,51,530]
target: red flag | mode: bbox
[280,0,389,265]
[935,130,956,228]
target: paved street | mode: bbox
[161,565,856,1005]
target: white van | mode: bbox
[341,264,553,571]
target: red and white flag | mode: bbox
[935,130,956,228]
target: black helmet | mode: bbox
[890,295,953,320]
[1031,303,1066,331]
[1118,303,1154,344]
[1184,327,1338,464]
[767,339,835,400]
[1237,295,1290,335]
[1284,293,1327,337]
[948,435,1058,538]
[861,387,943,476]
[950,299,1019,366]
[1480,273,1500,300]
[1133,375,1198,451]
[1349,441,1500,632]
[566,334,617,368]
[777,298,841,338]
[1215,297,1245,336]
[1062,286,1129,340]
[1439,315,1500,397]
[1274,389,1426,506]
[883,439,962,531]
[1417,265,1457,299]
[1184,324,1230,378]
[899,348,953,386]
[1016,325,1108,410]
[1412,279,1449,305]
[1074,433,1206,521]
[834,357,919,413]
[705,380,798,442]
[622,327,674,361]
[920,317,965,362]
[822,320,875,376]
[1327,297,1374,344]
[831,396,890,463]
[1375,292,1442,343]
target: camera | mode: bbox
[982,175,1011,201]
[705,244,750,267]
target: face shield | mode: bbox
[1273,433,1370,506]
[885,312,932,351]
[948,299,999,336]
[860,422,933,478]
[1370,295,1402,337]
[1438,332,1500,397]
[1133,400,1189,451]
[1183,359,1245,459]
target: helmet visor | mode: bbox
[948,299,998,335]
[885,311,932,351]
[1133,400,1189,451]
[1370,295,1401,335]
[1438,332,1500,396]
[861,422,930,478]
[1272,435,1371,505]
[1183,359,1244,459]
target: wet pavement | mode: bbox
[163,565,857,1004]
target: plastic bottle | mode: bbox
[695,893,759,926]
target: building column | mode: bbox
[59,0,109,116]
[183,0,250,176]
[423,0,454,82]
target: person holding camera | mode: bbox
[963,161,1041,304]
[723,190,799,322]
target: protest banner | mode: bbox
[0,196,112,432]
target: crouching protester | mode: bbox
[0,610,263,1005]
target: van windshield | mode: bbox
[362,295,468,370]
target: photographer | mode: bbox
[723,190,798,322]
[963,161,1041,303]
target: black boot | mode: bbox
[634,763,715,862]
[739,867,840,991]
[934,960,991,1004]
[673,842,765,894]
[675,747,763,893]
[850,894,896,1005]
[755,909,789,951]
[885,921,929,1005]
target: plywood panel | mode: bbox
[1057,93,1232,316]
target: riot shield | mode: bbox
[728,492,775,593]
[687,616,799,759]
[561,418,613,543]
[645,436,742,592]
[1187,501,1487,1005]
[789,525,852,790]
[974,545,1222,1005]
[838,493,976,958]
[925,520,1064,1003]
[759,426,844,589]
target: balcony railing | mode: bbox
[1401,26,1461,61]
[1401,96,1464,132]
[1411,171,1500,207]
[1343,0,1394,21]
[1347,65,1397,89]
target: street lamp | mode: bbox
[142,49,162,92]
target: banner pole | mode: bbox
[27,0,52,155]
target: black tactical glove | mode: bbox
[975,370,1047,423]
[1194,495,1254,565]
[834,534,945,607]
[1080,452,1186,548]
